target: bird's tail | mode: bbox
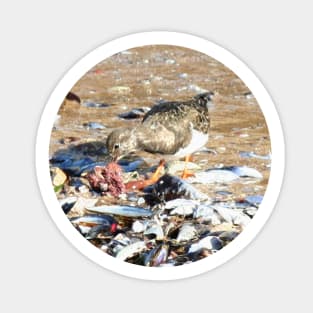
[194,92,214,108]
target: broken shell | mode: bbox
[88,205,153,218]
[226,166,263,179]
[144,223,164,240]
[68,197,98,216]
[176,223,197,242]
[144,244,169,267]
[132,220,146,233]
[193,204,214,221]
[118,107,150,119]
[108,86,131,94]
[246,195,263,205]
[116,241,146,261]
[232,213,251,227]
[212,204,234,223]
[218,231,240,242]
[244,206,258,217]
[166,160,201,175]
[59,196,77,214]
[120,159,144,172]
[213,204,251,227]
[154,174,208,201]
[188,236,223,253]
[165,199,198,216]
[187,170,238,184]
[51,167,67,186]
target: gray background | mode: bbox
[1,1,311,312]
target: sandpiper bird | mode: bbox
[106,92,214,186]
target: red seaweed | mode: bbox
[87,163,125,197]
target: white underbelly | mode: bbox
[174,130,208,158]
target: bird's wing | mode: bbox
[137,122,191,154]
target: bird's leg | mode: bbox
[181,155,195,179]
[150,159,166,182]
[125,159,165,191]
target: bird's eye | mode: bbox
[114,143,120,150]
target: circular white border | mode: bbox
[36,31,285,281]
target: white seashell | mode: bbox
[88,205,153,217]
[230,166,263,178]
[213,204,252,227]
[132,220,146,233]
[212,204,234,223]
[176,224,197,242]
[232,213,251,227]
[244,207,258,217]
[211,213,222,225]
[69,197,98,216]
[166,160,201,175]
[144,223,164,240]
[193,204,214,221]
[116,241,146,261]
[187,170,239,184]
[165,199,198,216]
[188,236,223,253]
[108,86,131,94]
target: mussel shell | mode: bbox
[116,241,147,261]
[88,205,153,217]
[144,244,169,267]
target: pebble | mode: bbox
[165,59,176,64]
[118,107,150,119]
[51,167,67,187]
[188,84,208,93]
[244,92,255,99]
[166,160,201,175]
[217,147,226,153]
[137,197,145,206]
[108,86,131,94]
[239,151,271,160]
[83,122,106,130]
[178,73,188,78]
[82,101,110,108]
[59,137,80,144]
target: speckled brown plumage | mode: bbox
[106,92,214,160]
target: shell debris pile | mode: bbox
[49,45,271,267]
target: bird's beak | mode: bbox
[109,151,123,163]
[108,154,118,162]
